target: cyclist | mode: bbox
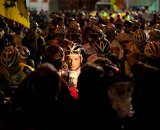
[0,46,34,95]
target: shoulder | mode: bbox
[19,63,34,75]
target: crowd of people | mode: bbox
[0,8,160,129]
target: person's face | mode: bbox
[48,39,60,46]
[125,26,132,33]
[108,81,134,118]
[67,55,82,71]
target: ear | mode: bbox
[80,55,83,64]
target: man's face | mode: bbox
[48,39,60,46]
[108,81,134,118]
[67,54,82,71]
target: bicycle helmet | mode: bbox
[68,20,81,33]
[131,19,141,32]
[105,27,117,39]
[50,13,59,20]
[94,38,110,54]
[65,42,84,56]
[134,29,146,46]
[66,17,76,27]
[88,16,98,27]
[123,20,133,28]
[0,46,20,67]
[126,42,139,53]
[144,41,160,59]
[151,23,160,30]
[30,21,39,29]
[54,25,67,35]
[88,28,106,41]
[16,45,30,60]
[149,29,160,41]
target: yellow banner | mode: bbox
[0,0,30,28]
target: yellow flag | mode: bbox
[0,0,30,28]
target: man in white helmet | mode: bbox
[65,42,85,91]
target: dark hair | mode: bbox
[31,63,60,97]
[14,63,60,106]
[77,63,105,99]
[42,44,64,70]
[12,63,61,129]
[93,57,120,77]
